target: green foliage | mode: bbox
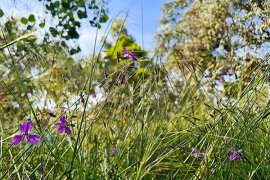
[105,34,143,61]
[39,22,45,28]
[101,18,148,89]
[134,68,150,81]
[49,27,58,37]
[1,0,108,55]
[104,19,146,64]
[28,14,35,22]
[4,20,13,35]
[0,8,4,18]
[20,17,28,25]
[157,1,270,95]
[77,9,87,19]
[2,0,270,179]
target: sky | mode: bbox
[79,0,166,57]
[0,0,167,57]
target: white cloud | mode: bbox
[77,27,105,57]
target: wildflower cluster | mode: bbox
[191,147,206,158]
[191,147,243,162]
[11,115,72,146]
[11,47,135,147]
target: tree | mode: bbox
[0,0,109,126]
[1,0,109,54]
[156,0,270,98]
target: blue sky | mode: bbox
[79,0,166,56]
[108,0,166,49]
[0,0,166,57]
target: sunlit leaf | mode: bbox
[21,17,28,25]
[28,14,35,22]
[49,27,58,37]
[0,9,4,18]
[77,10,87,19]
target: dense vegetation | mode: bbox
[1,0,270,179]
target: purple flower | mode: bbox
[201,152,206,158]
[55,115,72,135]
[91,92,96,98]
[11,120,40,146]
[110,146,118,156]
[229,149,242,161]
[123,47,137,61]
[191,147,197,154]
[192,147,206,158]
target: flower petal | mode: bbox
[191,147,197,153]
[131,55,137,60]
[55,122,64,127]
[19,122,27,133]
[20,121,34,134]
[200,153,206,158]
[229,150,241,161]
[27,134,40,144]
[123,53,129,58]
[123,47,137,61]
[65,127,72,135]
[57,126,65,133]
[123,47,128,52]
[11,135,24,146]
[111,146,118,156]
[26,121,34,133]
[60,115,67,124]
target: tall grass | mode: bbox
[1,8,270,180]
